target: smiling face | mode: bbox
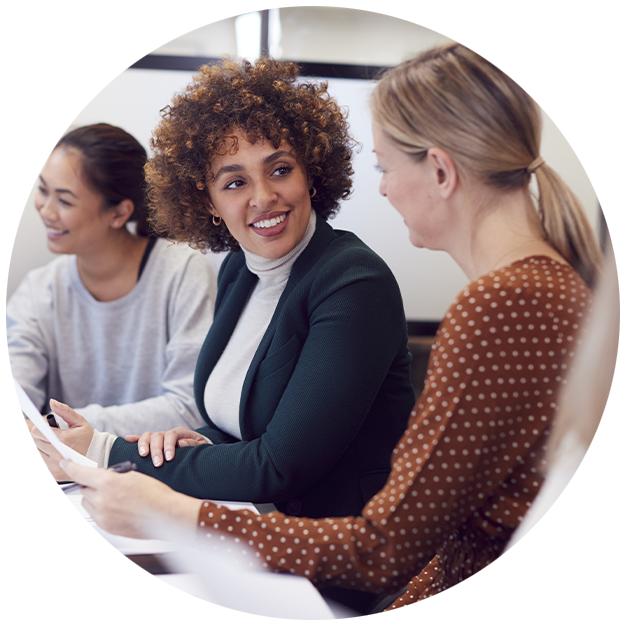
[206,132,312,259]
[35,148,115,256]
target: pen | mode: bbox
[46,413,59,428]
[60,460,137,493]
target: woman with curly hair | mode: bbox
[34,59,415,538]
[57,44,600,615]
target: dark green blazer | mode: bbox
[109,217,415,518]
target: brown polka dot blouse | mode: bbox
[197,257,592,612]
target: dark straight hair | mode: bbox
[55,123,153,237]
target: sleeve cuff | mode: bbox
[86,429,117,468]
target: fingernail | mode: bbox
[59,459,67,470]
[139,447,146,455]
[50,399,59,407]
[165,450,172,461]
[153,456,160,466]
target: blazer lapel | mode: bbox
[238,216,338,433]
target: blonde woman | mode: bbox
[56,44,601,613]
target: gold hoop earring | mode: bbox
[212,215,222,227]
[310,186,317,199]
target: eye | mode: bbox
[272,164,293,177]
[224,178,244,190]
[59,197,73,207]
[374,164,385,174]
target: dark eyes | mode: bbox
[36,187,73,206]
[273,165,293,176]
[224,179,244,190]
[222,164,293,190]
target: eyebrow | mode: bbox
[38,175,78,198]
[214,150,293,179]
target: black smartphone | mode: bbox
[85,554,177,576]
[46,413,59,428]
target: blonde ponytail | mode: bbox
[534,163,602,288]
[371,43,602,288]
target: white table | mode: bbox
[6,462,334,619]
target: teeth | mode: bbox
[252,213,286,229]
[47,228,67,235]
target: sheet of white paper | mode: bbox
[14,378,97,468]
[150,514,335,620]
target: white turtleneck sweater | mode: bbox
[203,210,317,440]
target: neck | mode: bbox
[76,229,149,301]
[447,185,564,281]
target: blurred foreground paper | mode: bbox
[14,377,97,467]
[147,516,348,620]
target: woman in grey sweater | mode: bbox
[9,124,216,436]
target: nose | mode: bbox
[250,179,277,209]
[378,176,387,197]
[35,193,58,221]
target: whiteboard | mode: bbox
[10,66,600,321]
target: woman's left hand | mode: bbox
[31,399,94,481]
[59,459,201,539]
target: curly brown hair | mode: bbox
[145,57,356,252]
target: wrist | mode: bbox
[161,491,203,543]
[86,429,116,467]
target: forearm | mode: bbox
[76,393,204,437]
[107,437,296,502]
[9,353,49,414]
[195,501,403,594]
[7,281,51,414]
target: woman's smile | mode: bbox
[250,210,289,232]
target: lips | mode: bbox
[251,212,288,229]
[45,226,69,239]
[249,210,291,237]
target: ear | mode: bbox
[426,147,458,200]
[109,199,134,228]
[204,195,219,218]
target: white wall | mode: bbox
[8,71,600,320]
[6,7,604,320]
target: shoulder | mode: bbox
[11,255,74,295]
[441,256,592,339]
[150,239,216,278]
[7,256,75,321]
[301,223,397,287]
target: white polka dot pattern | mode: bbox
[197,257,592,611]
